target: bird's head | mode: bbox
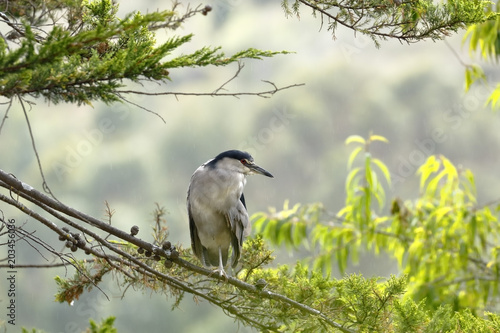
[208,150,274,178]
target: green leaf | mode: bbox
[408,240,424,262]
[426,169,446,196]
[277,221,293,248]
[251,213,268,234]
[441,156,457,179]
[464,64,485,92]
[372,157,392,186]
[373,180,386,210]
[337,205,352,219]
[337,246,348,274]
[433,206,452,221]
[347,146,363,169]
[369,134,389,143]
[345,167,362,193]
[345,135,366,145]
[292,221,308,249]
[486,83,500,109]
[417,155,440,191]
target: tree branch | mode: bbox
[0,98,13,135]
[292,0,489,45]
[18,96,57,198]
[0,169,354,333]
[0,262,94,268]
[116,82,306,99]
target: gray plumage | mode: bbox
[187,150,273,276]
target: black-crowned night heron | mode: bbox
[187,150,273,277]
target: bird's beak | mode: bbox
[248,164,274,178]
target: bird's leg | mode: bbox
[210,247,228,280]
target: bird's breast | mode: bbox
[190,166,246,211]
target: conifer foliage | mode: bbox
[0,0,285,105]
[283,0,494,46]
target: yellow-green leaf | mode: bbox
[347,146,363,170]
[486,83,500,109]
[369,134,389,143]
[433,206,452,221]
[345,135,365,145]
[417,155,439,190]
[426,169,447,197]
[441,156,457,179]
[408,240,424,257]
[346,167,361,192]
[372,157,392,186]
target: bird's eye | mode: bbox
[240,159,248,165]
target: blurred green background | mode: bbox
[2,1,500,332]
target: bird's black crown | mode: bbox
[207,150,253,168]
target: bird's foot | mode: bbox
[209,267,228,280]
[207,247,229,281]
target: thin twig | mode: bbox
[116,94,166,124]
[212,61,245,95]
[117,82,305,99]
[18,96,56,199]
[0,262,95,268]
[148,3,204,31]
[0,98,13,135]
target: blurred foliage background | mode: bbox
[2,0,500,332]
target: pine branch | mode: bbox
[0,169,354,333]
[286,0,493,45]
[0,4,292,105]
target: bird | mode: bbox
[187,150,273,278]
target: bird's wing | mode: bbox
[187,198,204,264]
[239,193,246,209]
[227,199,250,268]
